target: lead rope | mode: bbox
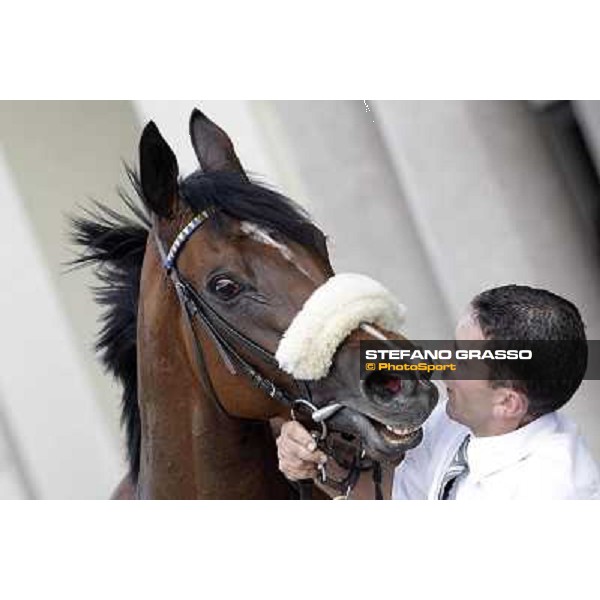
[373,461,383,500]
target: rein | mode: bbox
[152,212,382,500]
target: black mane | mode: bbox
[70,169,329,483]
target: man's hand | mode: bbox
[276,421,328,481]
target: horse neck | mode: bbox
[135,253,290,499]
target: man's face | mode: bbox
[444,309,499,435]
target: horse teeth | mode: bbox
[386,425,416,436]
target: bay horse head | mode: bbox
[73,108,437,498]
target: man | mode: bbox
[277,285,600,499]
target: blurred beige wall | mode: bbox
[0,102,139,497]
[0,100,599,498]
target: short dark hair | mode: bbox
[471,284,587,417]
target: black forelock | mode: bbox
[177,170,330,264]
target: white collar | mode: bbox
[466,412,559,481]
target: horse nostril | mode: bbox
[363,372,414,403]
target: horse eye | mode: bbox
[209,276,243,300]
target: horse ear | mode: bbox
[139,121,179,218]
[189,108,248,179]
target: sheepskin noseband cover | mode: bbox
[275,273,406,380]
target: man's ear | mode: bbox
[189,108,248,180]
[139,121,179,218]
[497,388,529,422]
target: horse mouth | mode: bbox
[309,366,437,462]
[357,371,435,454]
[326,399,432,462]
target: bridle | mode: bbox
[152,210,383,500]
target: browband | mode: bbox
[163,210,210,272]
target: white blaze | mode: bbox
[240,221,313,279]
[240,221,294,261]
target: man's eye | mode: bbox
[209,276,243,300]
